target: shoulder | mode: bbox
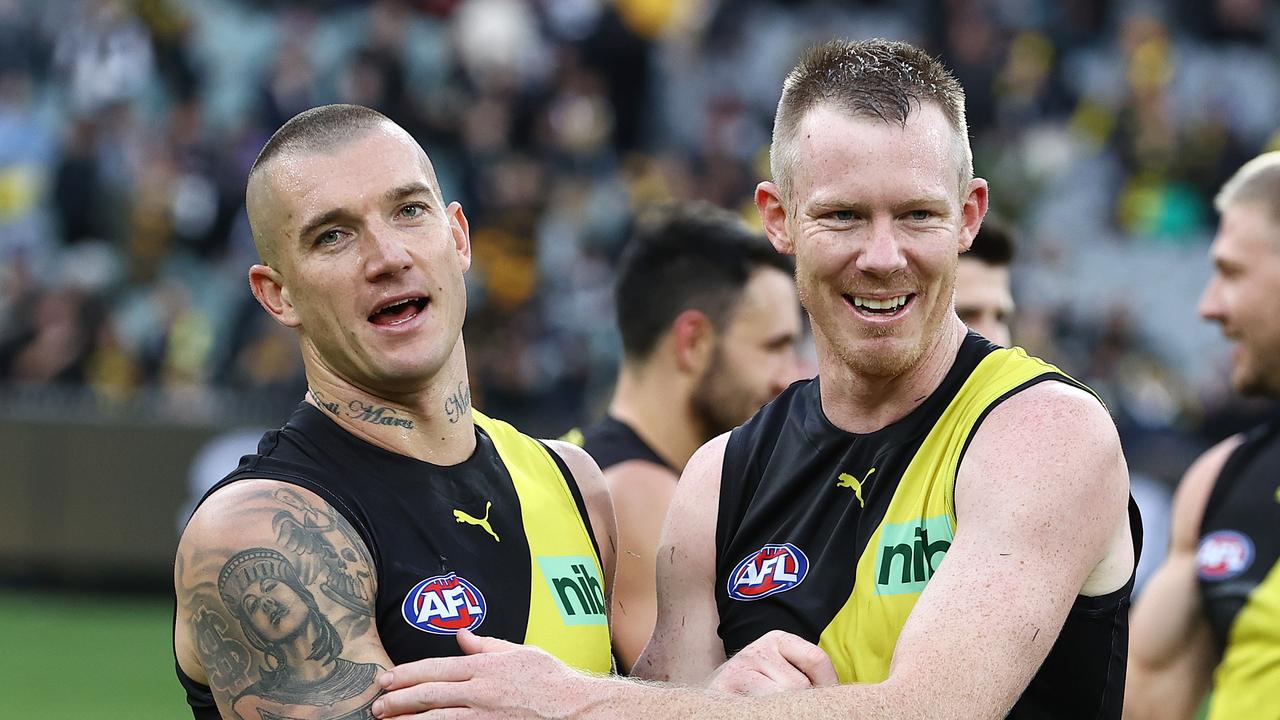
[960,381,1126,519]
[1169,434,1243,547]
[604,460,679,497]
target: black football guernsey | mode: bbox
[578,415,676,473]
[177,404,611,718]
[715,332,1142,719]
[1196,411,1280,720]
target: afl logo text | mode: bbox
[1197,530,1254,581]
[727,543,809,601]
[402,573,487,634]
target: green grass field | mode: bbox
[0,590,187,718]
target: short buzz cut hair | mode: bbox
[250,104,392,178]
[1215,151,1280,225]
[964,216,1015,267]
[614,201,793,361]
[770,38,972,202]
[246,104,399,265]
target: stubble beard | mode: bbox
[689,345,754,441]
[796,268,954,379]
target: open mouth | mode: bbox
[369,297,428,326]
[843,293,915,320]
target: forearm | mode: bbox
[577,675,927,720]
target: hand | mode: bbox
[372,630,598,719]
[706,630,838,697]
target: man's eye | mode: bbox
[317,229,342,246]
[399,204,425,218]
[831,210,855,221]
[908,210,931,220]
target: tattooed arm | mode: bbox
[175,479,392,720]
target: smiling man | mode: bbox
[1127,152,1280,720]
[172,105,616,719]
[371,39,1140,720]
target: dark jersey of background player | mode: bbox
[568,201,803,671]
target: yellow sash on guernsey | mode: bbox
[1208,561,1280,719]
[818,347,1089,683]
[472,410,613,674]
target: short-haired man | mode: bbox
[573,201,802,671]
[173,105,616,718]
[372,39,1139,719]
[1128,152,1280,720]
[955,216,1015,346]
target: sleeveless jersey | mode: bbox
[178,403,611,718]
[576,415,675,473]
[715,333,1141,719]
[1197,412,1280,720]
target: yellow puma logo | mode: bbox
[453,501,500,543]
[837,469,874,508]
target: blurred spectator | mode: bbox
[0,0,1273,477]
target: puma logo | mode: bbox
[453,501,500,543]
[837,468,874,508]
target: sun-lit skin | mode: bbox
[955,258,1014,346]
[245,124,476,460]
[757,103,987,432]
[1199,201,1280,397]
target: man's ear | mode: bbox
[958,178,989,253]
[249,264,301,328]
[448,201,472,272]
[670,309,716,375]
[756,181,794,256]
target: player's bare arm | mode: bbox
[1126,436,1240,719]
[602,460,679,673]
[630,433,731,684]
[175,479,392,719]
[372,383,1129,719]
[547,439,619,615]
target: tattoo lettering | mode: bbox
[444,382,471,424]
[350,401,415,429]
[309,388,341,416]
[272,488,375,617]
[190,600,252,693]
[310,388,415,430]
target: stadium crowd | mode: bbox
[0,0,1277,473]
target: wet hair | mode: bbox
[770,38,971,201]
[965,216,1015,267]
[614,201,793,361]
[1215,151,1280,225]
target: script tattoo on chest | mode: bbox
[444,382,471,424]
[310,388,415,430]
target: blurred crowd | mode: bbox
[0,0,1278,480]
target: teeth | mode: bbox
[852,295,908,311]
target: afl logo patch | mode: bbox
[401,573,487,634]
[727,543,809,601]
[1197,530,1254,581]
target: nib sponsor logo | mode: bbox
[875,516,954,596]
[727,543,809,601]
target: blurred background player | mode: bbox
[571,200,804,671]
[1128,151,1280,720]
[955,216,1015,346]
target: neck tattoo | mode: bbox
[309,387,416,430]
[444,382,472,424]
